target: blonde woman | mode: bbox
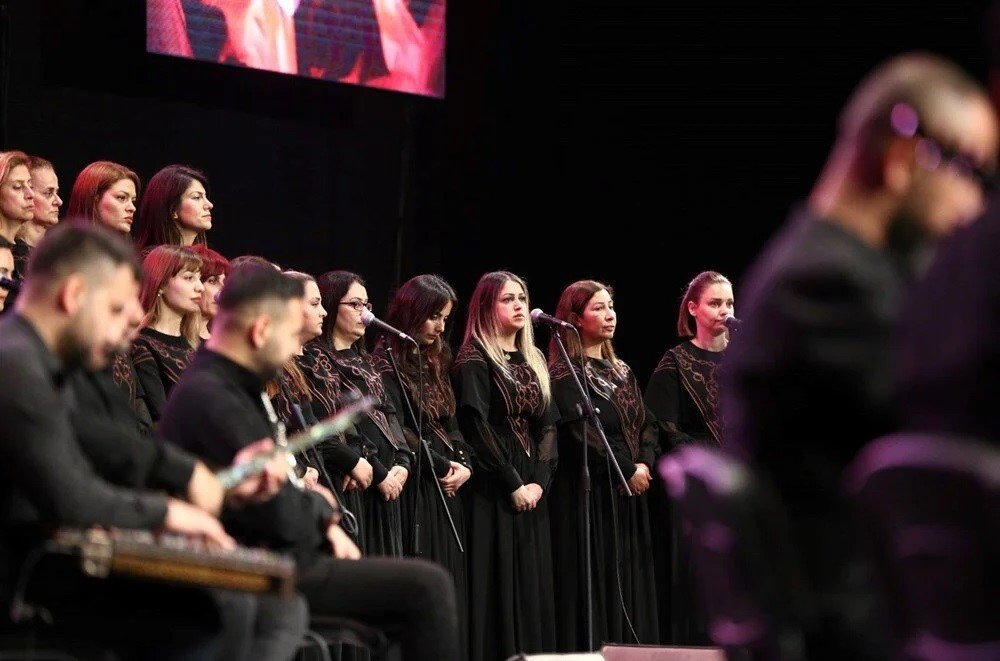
[452,270,557,661]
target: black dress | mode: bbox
[548,355,660,651]
[452,341,558,661]
[372,345,471,653]
[286,347,370,548]
[644,340,725,645]
[320,343,410,557]
[131,327,196,423]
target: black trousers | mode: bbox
[297,556,459,661]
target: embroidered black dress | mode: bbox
[372,345,471,652]
[644,340,725,645]
[321,344,410,557]
[131,327,196,423]
[549,356,660,650]
[452,341,558,661]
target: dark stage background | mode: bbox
[1,0,993,385]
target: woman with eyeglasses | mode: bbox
[644,270,734,645]
[452,270,558,661]
[546,279,660,651]
[13,155,62,280]
[132,245,205,423]
[312,270,409,557]
[371,274,473,652]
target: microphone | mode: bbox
[360,308,416,344]
[0,276,20,291]
[530,308,574,329]
[723,315,742,331]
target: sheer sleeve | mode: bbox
[531,412,558,490]
[453,344,524,492]
[645,349,699,450]
[131,340,167,424]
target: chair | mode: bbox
[843,433,1000,661]
[296,615,392,661]
[657,446,811,661]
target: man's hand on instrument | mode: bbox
[326,521,361,560]
[187,461,225,516]
[227,438,287,504]
[163,497,235,551]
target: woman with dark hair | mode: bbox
[311,269,410,557]
[65,160,140,236]
[132,245,205,423]
[644,270,735,645]
[135,164,214,250]
[272,271,374,537]
[546,279,659,650]
[189,244,229,341]
[452,270,558,661]
[372,274,472,649]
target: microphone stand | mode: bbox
[289,402,360,537]
[384,343,463,553]
[551,327,632,651]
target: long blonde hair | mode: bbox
[462,270,551,404]
[140,245,203,345]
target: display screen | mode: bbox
[147,0,446,98]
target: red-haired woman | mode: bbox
[131,245,205,422]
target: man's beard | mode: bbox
[886,211,934,279]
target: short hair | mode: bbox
[24,220,140,285]
[677,271,732,337]
[189,244,229,279]
[66,161,141,226]
[27,155,54,172]
[229,254,279,271]
[135,164,210,249]
[218,265,305,317]
[837,53,984,178]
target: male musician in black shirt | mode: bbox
[67,277,308,661]
[721,54,998,660]
[160,264,460,661]
[0,223,231,659]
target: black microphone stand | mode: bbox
[384,343,463,554]
[289,401,360,537]
[551,326,632,651]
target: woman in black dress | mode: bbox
[452,270,558,661]
[131,245,205,422]
[546,279,659,651]
[313,270,410,557]
[371,274,472,650]
[644,270,735,645]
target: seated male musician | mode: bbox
[0,222,298,661]
[67,247,307,661]
[159,264,461,661]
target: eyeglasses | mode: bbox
[890,103,996,191]
[339,300,373,312]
